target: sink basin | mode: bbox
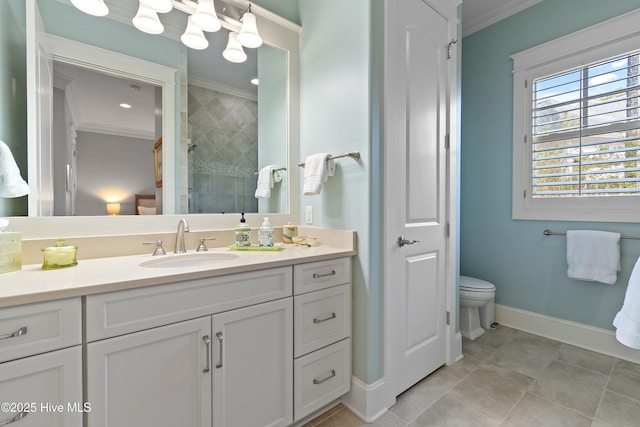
[139,252,239,268]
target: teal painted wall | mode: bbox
[299,0,383,383]
[461,1,640,331]
[0,0,28,216]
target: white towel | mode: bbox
[254,165,282,198]
[567,230,621,285]
[303,153,335,195]
[613,256,640,349]
[0,140,29,198]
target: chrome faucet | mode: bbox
[174,218,190,254]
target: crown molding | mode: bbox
[463,0,542,37]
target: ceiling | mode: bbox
[461,0,543,37]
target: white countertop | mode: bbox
[0,244,356,308]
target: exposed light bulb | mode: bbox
[250,78,259,85]
[133,4,165,34]
[70,0,109,16]
[181,16,209,50]
[139,0,173,14]
[223,32,247,63]
[192,0,222,32]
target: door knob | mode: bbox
[397,236,420,247]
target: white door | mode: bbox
[0,347,82,427]
[385,0,449,395]
[26,0,54,216]
[212,298,293,427]
[86,317,212,427]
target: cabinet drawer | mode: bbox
[294,284,350,357]
[293,338,351,422]
[0,298,81,363]
[86,266,292,341]
[293,258,350,295]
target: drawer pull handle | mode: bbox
[215,332,223,369]
[313,270,336,279]
[313,313,337,324]
[0,411,28,426]
[313,369,336,385]
[203,335,211,373]
[0,326,27,341]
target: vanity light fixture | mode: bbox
[70,0,261,64]
[70,0,109,16]
[250,77,259,85]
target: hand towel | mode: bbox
[303,153,335,195]
[567,230,621,285]
[254,165,283,198]
[613,256,640,349]
[0,140,29,198]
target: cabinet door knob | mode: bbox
[0,411,28,426]
[202,335,211,373]
[215,332,224,369]
[0,326,27,341]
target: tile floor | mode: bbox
[305,326,640,426]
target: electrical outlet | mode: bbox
[305,206,313,224]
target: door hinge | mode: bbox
[445,223,450,238]
[525,79,528,88]
[447,39,457,59]
[524,134,527,144]
[446,311,451,325]
[524,189,527,198]
[445,134,450,149]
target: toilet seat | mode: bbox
[460,276,495,292]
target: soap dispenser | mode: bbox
[258,217,274,247]
[234,213,251,247]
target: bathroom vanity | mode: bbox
[0,237,355,427]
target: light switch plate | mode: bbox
[305,206,313,224]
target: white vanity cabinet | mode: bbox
[292,258,351,421]
[85,267,293,427]
[0,298,82,427]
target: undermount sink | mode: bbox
[139,252,239,268]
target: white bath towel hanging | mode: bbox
[303,153,335,195]
[566,230,621,285]
[0,140,30,198]
[613,256,640,349]
[254,165,282,198]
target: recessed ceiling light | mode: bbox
[120,103,132,109]
[250,78,259,85]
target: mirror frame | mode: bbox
[11,0,300,239]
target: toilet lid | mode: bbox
[460,275,495,291]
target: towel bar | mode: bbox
[298,151,361,167]
[254,167,286,175]
[543,229,640,240]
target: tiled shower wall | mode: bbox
[188,84,258,214]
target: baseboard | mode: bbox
[340,376,389,423]
[495,304,640,364]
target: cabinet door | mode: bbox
[212,298,293,427]
[87,317,211,427]
[0,346,82,427]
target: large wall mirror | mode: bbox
[0,0,299,237]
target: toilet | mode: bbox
[459,275,496,340]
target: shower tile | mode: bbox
[448,362,533,421]
[593,389,640,427]
[408,394,498,427]
[555,344,616,375]
[502,393,591,427]
[607,359,640,400]
[530,359,608,417]
[488,332,561,377]
[389,368,460,422]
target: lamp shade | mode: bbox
[192,0,222,32]
[139,0,173,14]
[133,4,165,34]
[223,32,247,63]
[237,11,262,48]
[70,0,109,16]
[181,16,209,50]
[106,202,121,215]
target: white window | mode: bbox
[512,9,640,222]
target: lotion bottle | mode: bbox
[258,217,274,247]
[234,213,251,247]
